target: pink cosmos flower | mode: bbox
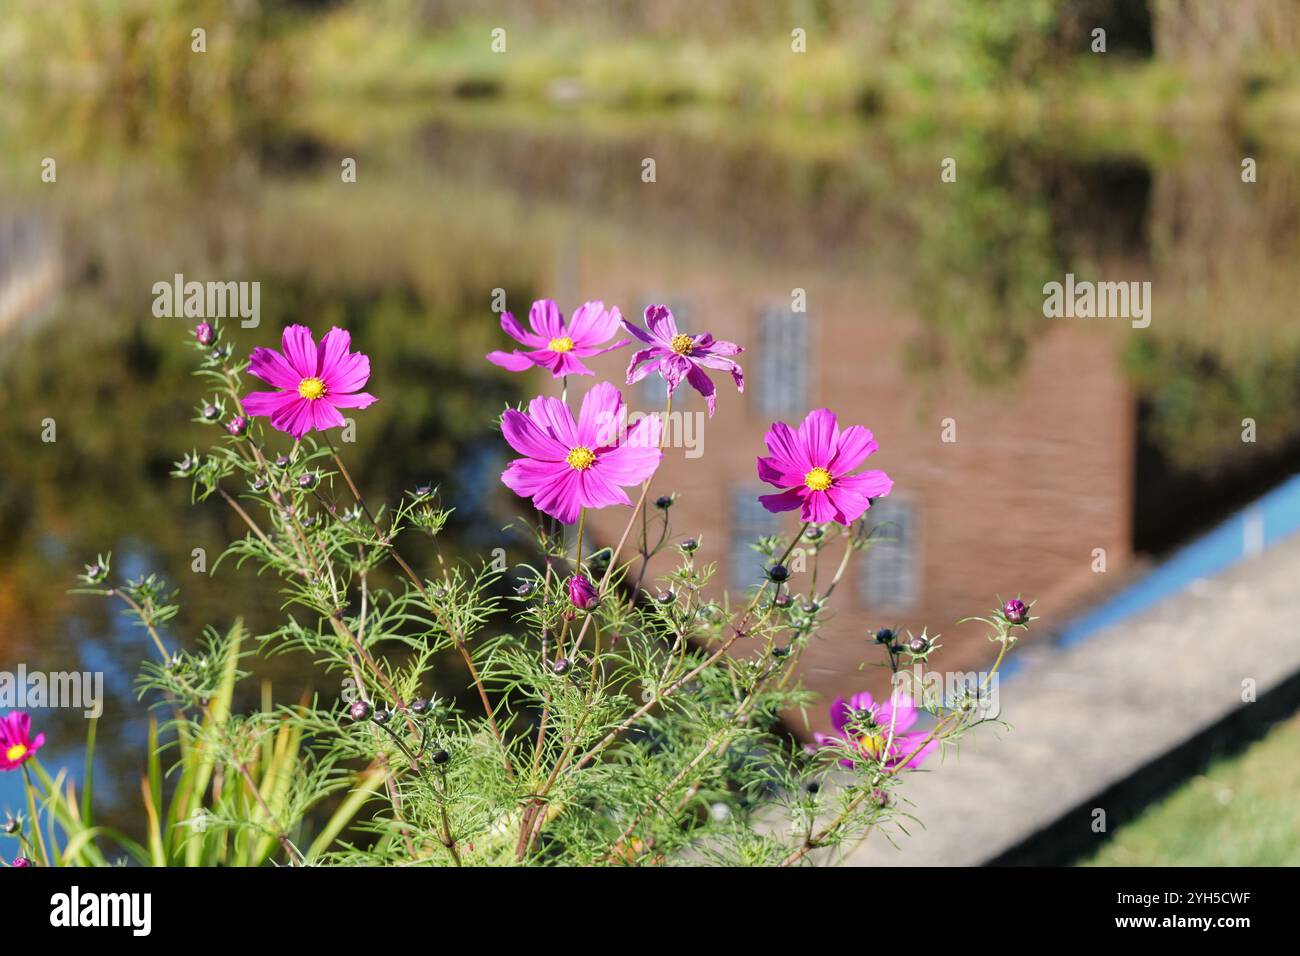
[487,300,630,378]
[756,408,892,524]
[500,382,661,524]
[242,325,377,439]
[623,305,743,417]
[0,712,45,771]
[814,692,936,770]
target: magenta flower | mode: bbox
[9,857,31,867]
[500,382,661,524]
[487,300,630,379]
[242,325,377,439]
[814,692,936,770]
[0,712,45,771]
[756,408,892,524]
[567,574,599,611]
[623,305,743,417]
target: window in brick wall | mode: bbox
[755,302,810,416]
[730,485,781,592]
[859,497,919,610]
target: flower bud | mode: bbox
[226,415,248,437]
[874,627,894,644]
[2,819,17,835]
[679,538,699,554]
[298,472,317,490]
[552,658,571,675]
[765,564,789,583]
[567,574,598,611]
[430,749,450,765]
[655,495,674,510]
[773,593,794,609]
[410,697,430,716]
[202,403,219,421]
[194,322,214,346]
[655,589,675,605]
[10,857,31,867]
[348,700,372,722]
[1003,598,1028,624]
[909,636,930,654]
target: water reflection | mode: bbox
[3,101,1299,825]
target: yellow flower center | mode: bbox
[5,743,27,762]
[566,446,596,470]
[804,467,833,491]
[670,333,694,355]
[857,733,886,761]
[298,377,327,400]
[548,336,575,353]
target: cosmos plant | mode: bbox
[11,302,1031,868]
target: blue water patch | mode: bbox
[1000,473,1300,680]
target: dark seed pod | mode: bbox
[765,564,789,583]
[552,658,571,675]
[430,749,450,765]
[656,589,675,605]
[772,645,790,658]
[410,697,430,716]
[348,700,373,722]
[655,495,673,510]
[874,627,894,644]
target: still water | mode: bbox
[3,100,1299,833]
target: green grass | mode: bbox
[1081,712,1300,867]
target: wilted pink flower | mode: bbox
[488,300,630,378]
[814,692,935,770]
[567,574,599,610]
[500,382,661,524]
[0,712,45,771]
[243,325,377,439]
[756,409,892,524]
[623,305,743,417]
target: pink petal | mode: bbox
[576,382,623,449]
[321,351,371,395]
[800,488,841,524]
[270,396,315,438]
[242,390,299,418]
[572,336,632,358]
[501,312,548,347]
[835,470,893,501]
[532,468,583,524]
[830,426,879,473]
[758,488,804,514]
[249,347,302,390]
[763,421,811,474]
[502,409,568,460]
[644,304,678,341]
[577,467,633,510]
[327,391,378,409]
[756,455,802,489]
[281,325,319,378]
[685,363,718,417]
[621,316,659,347]
[567,301,621,345]
[546,350,594,378]
[798,409,839,468]
[527,299,565,340]
[316,327,351,378]
[312,400,347,431]
[502,457,569,498]
[626,348,668,386]
[527,396,580,447]
[488,350,539,372]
